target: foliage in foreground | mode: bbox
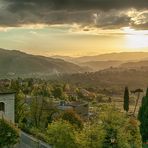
[0,119,19,147]
[9,78,142,147]
[43,105,142,148]
[47,120,78,148]
[96,105,142,148]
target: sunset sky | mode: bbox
[0,0,148,56]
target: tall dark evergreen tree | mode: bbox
[146,87,148,97]
[123,87,129,112]
[138,94,148,142]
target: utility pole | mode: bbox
[131,89,143,116]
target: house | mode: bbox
[57,101,89,118]
[0,92,15,123]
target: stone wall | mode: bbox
[15,132,52,148]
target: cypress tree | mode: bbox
[123,87,129,112]
[138,95,148,142]
[146,87,148,97]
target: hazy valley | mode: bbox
[1,48,148,96]
[0,0,148,147]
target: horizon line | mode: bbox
[0,47,148,58]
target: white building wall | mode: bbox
[0,93,15,123]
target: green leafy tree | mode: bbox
[138,95,148,142]
[100,106,129,148]
[10,79,20,92]
[98,105,142,148]
[47,120,78,148]
[52,87,64,99]
[29,85,54,128]
[30,95,48,128]
[27,78,34,87]
[0,119,19,147]
[125,118,142,148]
[123,87,129,112]
[15,90,28,123]
[76,89,85,99]
[78,124,106,148]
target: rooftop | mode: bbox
[59,101,88,107]
[0,91,16,95]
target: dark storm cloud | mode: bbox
[94,10,131,29]
[6,0,148,11]
[0,0,148,29]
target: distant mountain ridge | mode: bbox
[1,49,148,78]
[0,48,86,77]
[52,52,148,63]
[80,60,122,71]
[62,64,148,94]
[120,60,148,69]
[52,52,148,71]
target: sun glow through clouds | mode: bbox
[122,27,148,50]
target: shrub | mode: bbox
[0,119,19,147]
[61,110,83,129]
[47,120,78,148]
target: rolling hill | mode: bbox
[52,52,148,71]
[120,61,148,69]
[80,61,122,71]
[0,48,87,77]
[52,52,148,63]
[74,52,148,63]
[62,66,148,96]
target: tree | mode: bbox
[78,105,141,148]
[52,87,64,99]
[78,123,106,148]
[29,85,55,128]
[98,105,142,148]
[90,104,142,148]
[30,95,49,128]
[125,118,142,148]
[10,79,20,92]
[146,87,148,97]
[123,87,129,112]
[47,120,78,148]
[138,95,148,142]
[0,119,19,147]
[61,110,83,129]
[15,90,27,124]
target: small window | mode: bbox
[0,102,5,112]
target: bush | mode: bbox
[47,120,78,148]
[0,119,19,147]
[61,110,83,129]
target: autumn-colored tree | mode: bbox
[61,110,83,129]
